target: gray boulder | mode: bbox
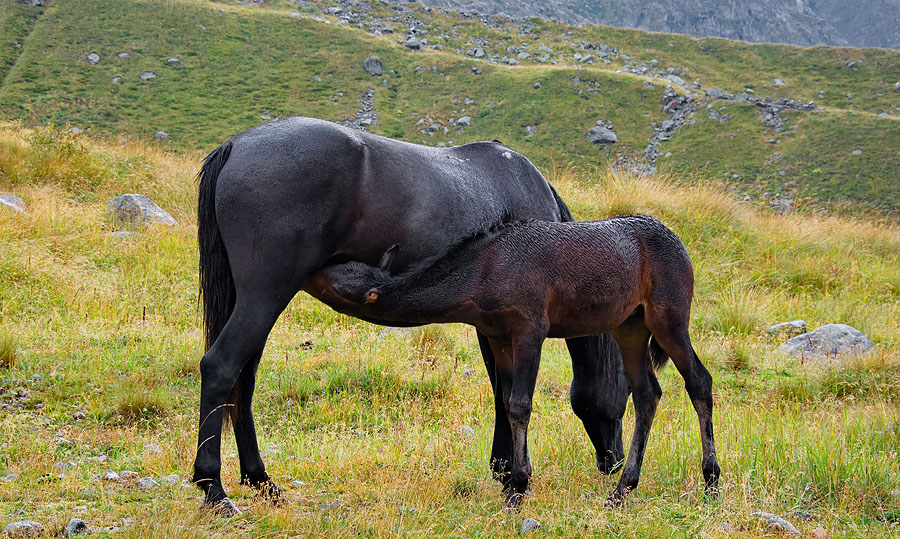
[106,194,176,226]
[166,57,181,67]
[0,194,27,214]
[405,37,422,50]
[455,115,472,127]
[779,324,873,360]
[586,124,617,144]
[86,52,100,65]
[362,56,382,76]
[520,518,541,533]
[3,521,44,537]
[155,130,168,138]
[139,71,156,81]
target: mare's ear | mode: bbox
[378,244,400,273]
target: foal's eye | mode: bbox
[364,289,380,303]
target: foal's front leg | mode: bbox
[489,333,544,510]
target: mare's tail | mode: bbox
[649,337,671,372]
[197,140,238,421]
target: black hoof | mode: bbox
[254,479,285,505]
[603,489,628,508]
[504,490,525,512]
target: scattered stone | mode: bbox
[290,480,306,488]
[753,512,801,536]
[160,474,179,486]
[117,52,129,59]
[533,81,541,89]
[773,78,785,86]
[139,71,156,81]
[143,444,162,455]
[844,60,857,69]
[155,130,168,139]
[405,37,422,50]
[53,461,76,472]
[894,81,900,91]
[767,320,807,338]
[3,521,44,537]
[471,67,482,75]
[524,124,537,138]
[106,194,177,227]
[137,477,158,490]
[111,76,122,83]
[85,455,108,463]
[779,324,874,360]
[86,52,100,65]
[0,195,27,214]
[455,115,472,127]
[102,470,120,482]
[852,149,862,155]
[341,88,377,131]
[520,518,541,533]
[586,123,617,144]
[119,470,139,480]
[720,522,734,532]
[56,436,74,447]
[458,425,475,438]
[323,6,343,15]
[362,56,382,76]
[1,474,17,482]
[810,528,830,539]
[166,57,181,67]
[63,518,88,537]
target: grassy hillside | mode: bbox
[0,0,898,213]
[1,125,899,537]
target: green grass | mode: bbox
[0,0,898,213]
[1,125,899,537]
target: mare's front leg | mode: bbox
[605,323,660,507]
[488,332,544,511]
[476,332,515,486]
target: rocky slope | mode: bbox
[419,0,900,49]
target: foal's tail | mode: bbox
[197,140,235,352]
[649,337,670,372]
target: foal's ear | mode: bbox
[378,244,400,273]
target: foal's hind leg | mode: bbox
[605,321,660,506]
[647,313,720,498]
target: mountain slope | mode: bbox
[1,0,898,213]
[420,0,900,49]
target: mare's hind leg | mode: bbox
[193,292,293,515]
[568,334,629,475]
[605,320,660,506]
[477,332,515,486]
[232,352,283,503]
[646,312,720,497]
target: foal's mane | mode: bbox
[376,211,529,290]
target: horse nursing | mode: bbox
[310,216,721,507]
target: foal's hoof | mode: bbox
[204,496,242,517]
[255,479,285,505]
[603,489,628,508]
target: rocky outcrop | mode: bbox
[779,324,874,360]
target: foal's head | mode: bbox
[313,245,398,307]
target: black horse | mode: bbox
[309,216,720,508]
[193,117,629,514]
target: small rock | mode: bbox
[473,47,485,58]
[119,470,139,480]
[56,437,74,447]
[290,480,306,488]
[136,477,158,490]
[143,444,162,455]
[160,474,179,486]
[455,115,472,127]
[720,522,734,532]
[520,518,541,533]
[894,81,900,91]
[810,528,830,539]
[85,455,108,463]
[779,324,874,360]
[102,470,120,482]
[106,194,176,227]
[117,52,129,59]
[166,57,180,66]
[323,6,343,15]
[1,474,17,482]
[63,518,88,537]
[471,67,482,75]
[86,52,100,65]
[405,37,422,50]
[533,81,541,89]
[773,78,785,86]
[139,71,156,81]
[109,231,140,239]
[53,461,76,472]
[458,425,475,438]
[767,320,807,338]
[852,149,862,155]
[0,195,27,214]
[753,512,801,536]
[155,130,168,138]
[111,76,122,83]
[362,56,382,76]
[3,521,44,537]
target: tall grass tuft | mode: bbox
[0,328,17,368]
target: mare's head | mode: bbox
[311,245,399,307]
